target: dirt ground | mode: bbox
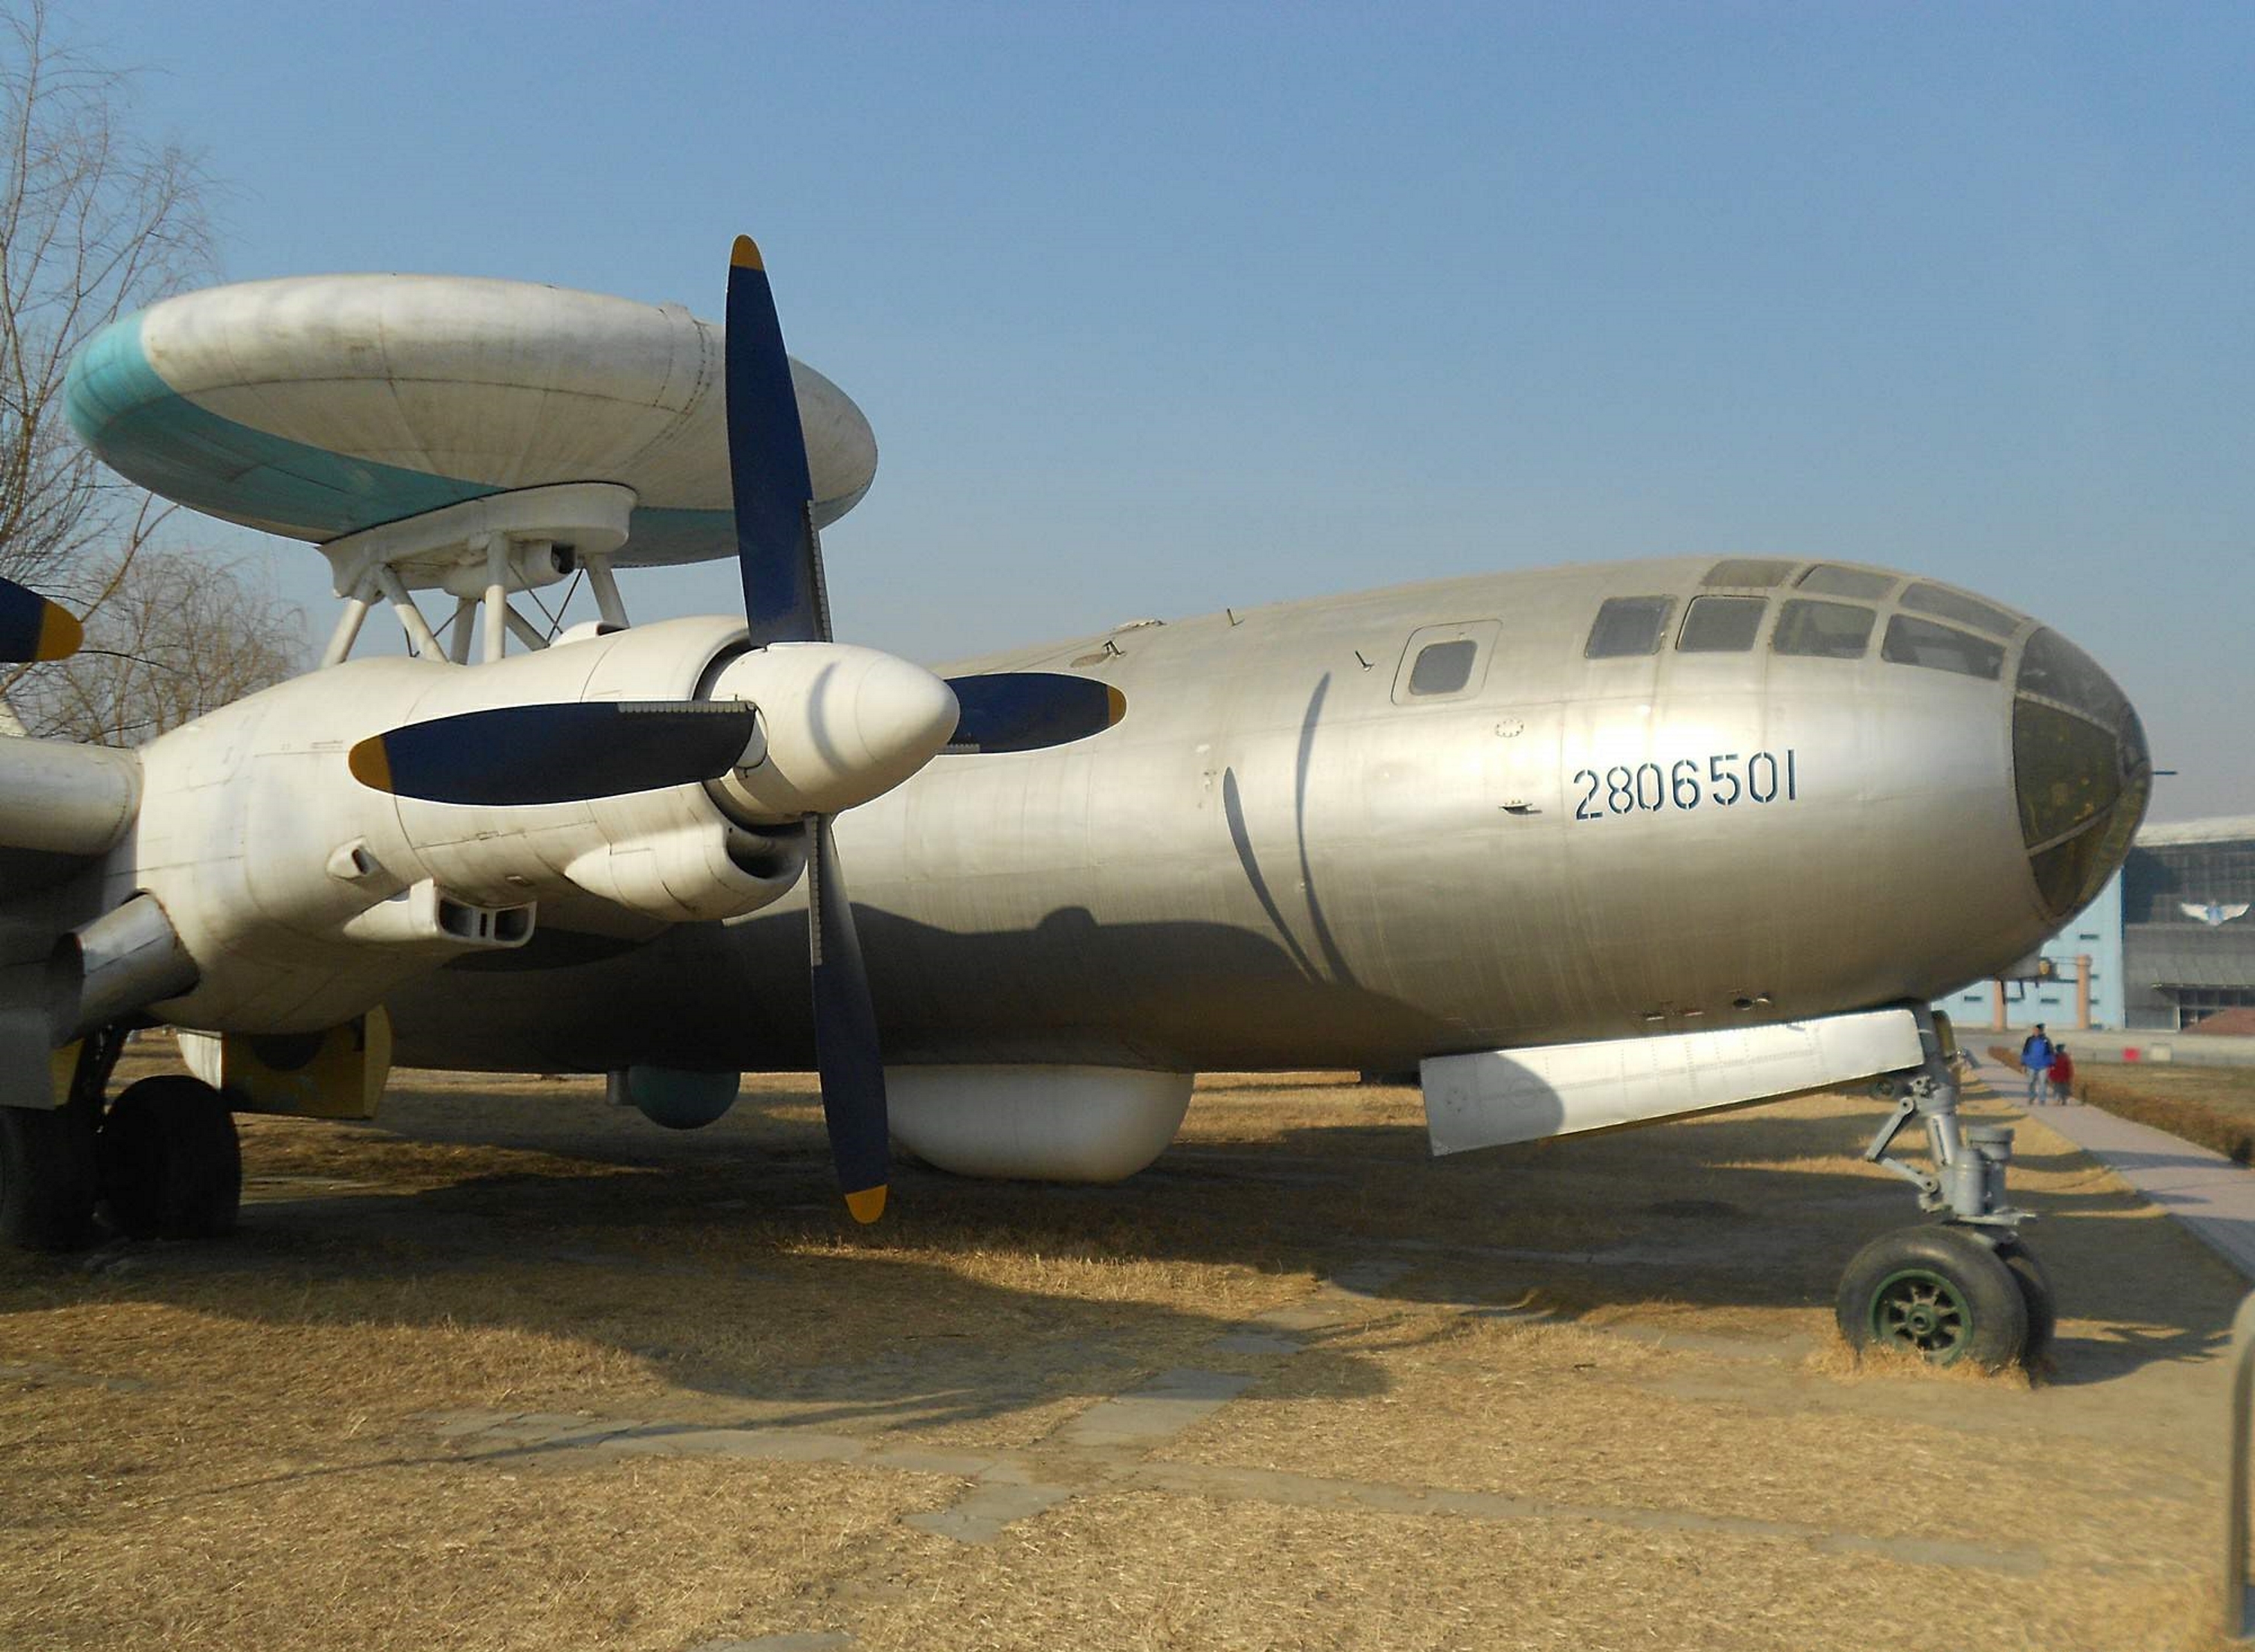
[0,1051,2244,1651]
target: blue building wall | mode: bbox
[1932,870,2126,1033]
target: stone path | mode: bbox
[1968,1051,2255,1281]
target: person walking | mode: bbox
[2049,1043,2076,1105]
[2020,1024,2055,1104]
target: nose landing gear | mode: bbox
[1836,1009,2056,1371]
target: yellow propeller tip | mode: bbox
[843,1185,888,1224]
[34,605,81,661]
[346,736,394,794]
[731,234,764,271]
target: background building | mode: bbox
[2119,817,2255,1030]
[1933,816,2255,1033]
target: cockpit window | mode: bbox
[1771,599,1876,659]
[1881,615,2005,680]
[1700,558,1795,588]
[1585,596,1675,658]
[1676,595,1766,653]
[1796,564,1897,600]
[1407,639,1477,696]
[1901,581,2018,638]
[2017,628,2128,726]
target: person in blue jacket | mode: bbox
[2020,1024,2055,1104]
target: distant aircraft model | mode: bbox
[0,239,2152,1372]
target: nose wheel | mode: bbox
[1836,1223,2046,1369]
[1840,1009,2055,1371]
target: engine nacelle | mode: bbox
[120,616,810,1033]
[886,1065,1194,1182]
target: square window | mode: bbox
[1881,615,2005,680]
[1700,558,1796,588]
[1902,582,2018,638]
[1408,639,1477,696]
[1796,564,1898,600]
[1772,599,1876,659]
[1676,595,1766,653]
[1585,596,1675,658]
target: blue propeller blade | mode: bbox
[725,236,825,646]
[726,235,888,1221]
[807,815,888,1222]
[0,577,82,663]
[944,672,1127,755]
[347,700,759,806]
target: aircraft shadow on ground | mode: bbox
[25,1082,2224,1405]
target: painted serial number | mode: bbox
[1570,749,1798,821]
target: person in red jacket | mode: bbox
[2048,1045,2076,1104]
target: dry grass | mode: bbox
[776,1489,2213,1652]
[1,1054,2241,1650]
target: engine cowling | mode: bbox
[116,616,950,1036]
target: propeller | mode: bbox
[347,701,761,807]
[944,671,1125,754]
[347,234,1136,1222]
[724,234,892,1223]
[0,577,83,663]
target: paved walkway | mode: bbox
[1967,1051,2255,1281]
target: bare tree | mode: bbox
[14,546,303,746]
[0,0,208,602]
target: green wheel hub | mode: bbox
[1869,1267,1973,1362]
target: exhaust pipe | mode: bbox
[50,894,198,1045]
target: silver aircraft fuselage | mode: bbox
[387,554,2149,1075]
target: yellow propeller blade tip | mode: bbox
[843,1185,888,1224]
[345,736,394,794]
[35,604,81,661]
[731,234,764,271]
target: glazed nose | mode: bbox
[2010,628,2151,916]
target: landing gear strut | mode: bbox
[1835,1009,2057,1370]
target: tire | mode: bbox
[1836,1224,2029,1369]
[98,1076,241,1241]
[0,1101,101,1251]
[1996,1238,2057,1371]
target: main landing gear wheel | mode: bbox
[0,1100,101,1251]
[98,1076,241,1241]
[1836,1224,2030,1370]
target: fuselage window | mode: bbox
[1796,564,1897,601]
[1408,639,1478,696]
[1585,595,1676,658]
[1700,558,1796,588]
[1900,581,2018,638]
[1772,598,1875,659]
[1881,614,2005,680]
[1676,595,1766,652]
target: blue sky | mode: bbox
[59,1,2255,818]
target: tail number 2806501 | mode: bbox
[1570,750,1798,821]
